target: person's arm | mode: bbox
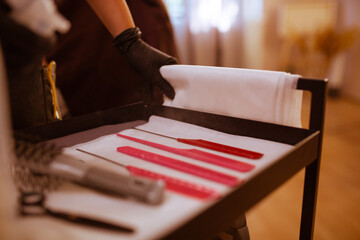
[86,0,135,37]
[86,0,177,101]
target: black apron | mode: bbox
[0,4,57,129]
[47,0,178,116]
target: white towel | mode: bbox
[161,65,302,128]
[45,116,294,240]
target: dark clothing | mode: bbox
[47,0,178,116]
[0,5,56,129]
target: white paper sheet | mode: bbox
[45,116,294,240]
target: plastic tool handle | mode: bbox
[117,133,254,172]
[117,146,240,186]
[83,167,165,205]
[177,138,263,159]
[126,166,220,200]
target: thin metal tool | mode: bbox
[77,149,220,200]
[132,127,263,159]
[77,148,127,168]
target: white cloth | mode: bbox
[161,65,302,127]
[44,116,294,240]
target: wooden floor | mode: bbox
[246,95,360,239]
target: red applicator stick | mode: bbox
[132,128,263,159]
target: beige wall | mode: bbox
[340,0,360,101]
[261,0,360,101]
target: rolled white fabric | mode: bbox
[161,65,302,128]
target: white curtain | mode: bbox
[165,0,264,68]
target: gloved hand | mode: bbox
[113,27,177,100]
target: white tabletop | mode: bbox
[36,116,294,240]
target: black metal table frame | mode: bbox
[21,77,327,240]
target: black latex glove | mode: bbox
[113,27,177,100]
